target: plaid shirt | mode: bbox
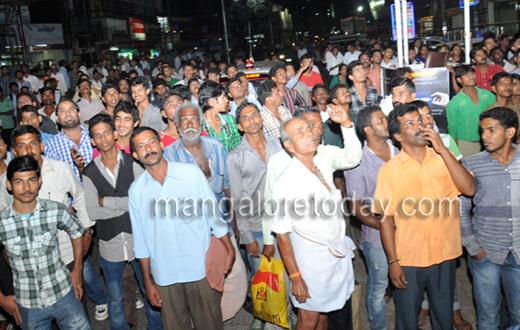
[283,87,306,115]
[0,198,84,308]
[348,85,379,124]
[45,126,93,181]
[201,114,241,152]
[260,105,292,137]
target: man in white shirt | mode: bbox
[129,59,144,76]
[139,55,151,71]
[327,47,344,76]
[271,112,358,329]
[21,64,43,93]
[381,45,398,69]
[343,43,362,65]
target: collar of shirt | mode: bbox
[365,140,397,158]
[172,136,215,160]
[396,147,440,165]
[202,113,230,135]
[143,160,179,186]
[483,143,520,164]
[6,197,45,218]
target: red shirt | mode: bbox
[474,64,505,91]
[159,130,209,148]
[300,71,324,94]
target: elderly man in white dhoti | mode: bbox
[271,115,357,330]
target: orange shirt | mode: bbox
[372,148,462,267]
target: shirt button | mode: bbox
[508,186,511,189]
[508,202,511,205]
[506,169,509,171]
[510,233,513,236]
[510,218,513,221]
[510,246,513,250]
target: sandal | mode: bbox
[454,310,472,330]
[418,309,429,327]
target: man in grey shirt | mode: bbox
[130,76,166,132]
[460,107,520,329]
[227,101,282,276]
[82,114,163,330]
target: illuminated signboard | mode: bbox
[459,0,478,8]
[390,2,416,41]
[129,18,146,41]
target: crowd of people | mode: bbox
[0,29,519,330]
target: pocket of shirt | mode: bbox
[40,231,56,254]
[4,236,23,259]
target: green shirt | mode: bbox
[446,87,496,142]
[0,98,14,129]
[440,133,462,160]
[166,78,180,86]
[201,114,241,152]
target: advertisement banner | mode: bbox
[12,24,64,46]
[382,67,450,133]
[129,18,146,41]
[390,2,416,41]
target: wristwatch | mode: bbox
[85,228,94,235]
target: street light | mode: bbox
[358,6,363,12]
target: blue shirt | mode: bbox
[44,126,93,180]
[460,144,520,265]
[163,136,230,215]
[345,141,400,247]
[129,161,229,286]
[60,66,70,89]
[41,131,54,144]
[229,96,262,118]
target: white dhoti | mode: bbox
[289,228,356,313]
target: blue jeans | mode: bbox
[247,231,264,279]
[18,288,91,330]
[360,241,389,330]
[468,253,520,330]
[83,254,107,306]
[99,256,163,330]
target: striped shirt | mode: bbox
[45,126,94,181]
[460,144,520,265]
[164,136,230,209]
[474,64,505,91]
[201,114,241,152]
[282,87,306,115]
[0,198,84,308]
[260,105,292,137]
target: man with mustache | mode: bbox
[163,103,247,323]
[76,78,104,127]
[0,156,91,329]
[270,112,357,330]
[82,114,163,330]
[373,103,475,330]
[471,46,505,91]
[129,126,235,330]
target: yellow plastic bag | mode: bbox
[251,256,289,328]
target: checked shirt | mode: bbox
[0,198,84,308]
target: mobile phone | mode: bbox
[72,148,78,155]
